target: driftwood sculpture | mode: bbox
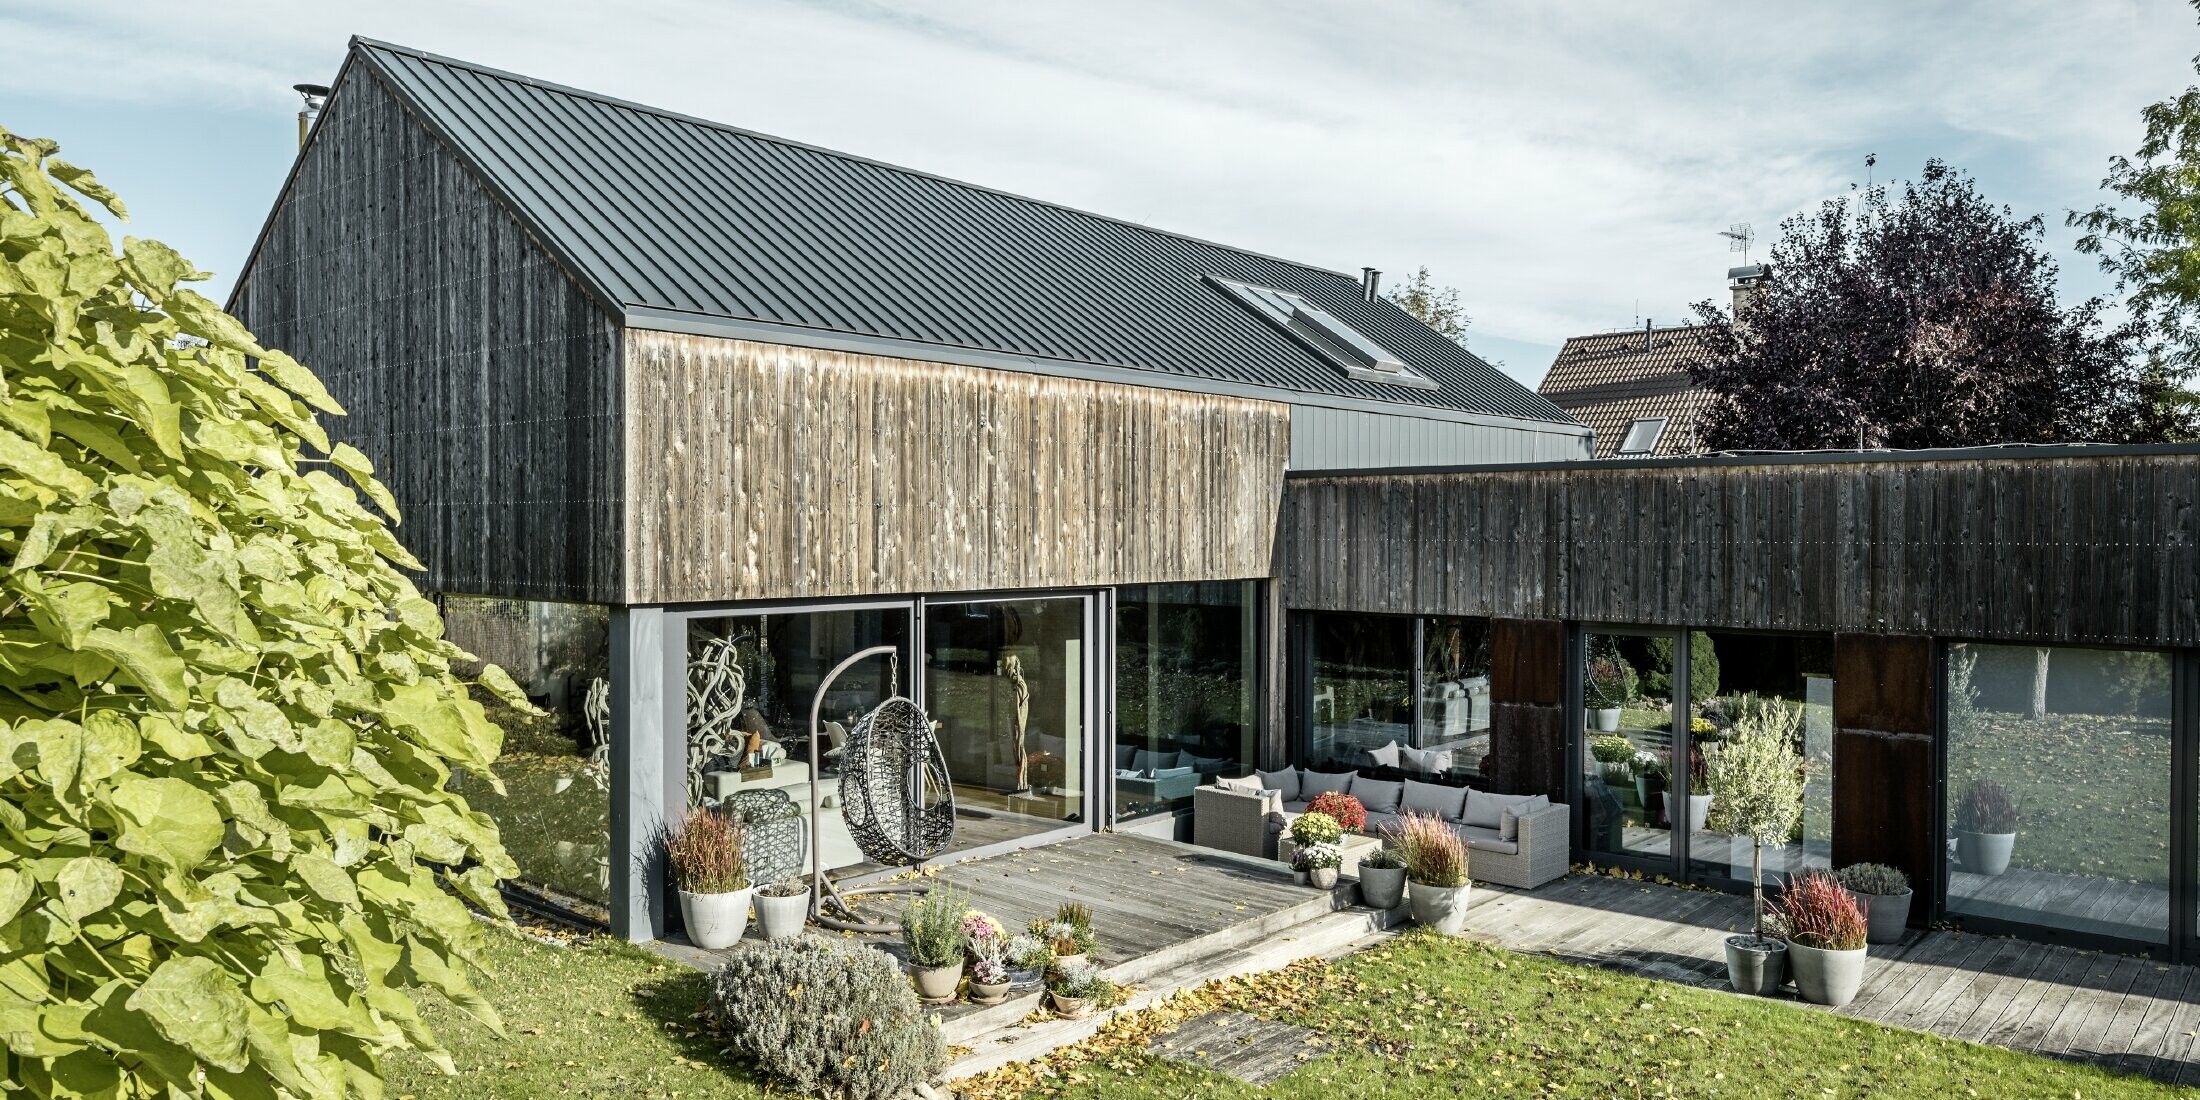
[1004,654,1031,791]
[686,634,748,805]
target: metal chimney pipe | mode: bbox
[293,83,331,148]
[1361,267,1381,302]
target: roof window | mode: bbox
[1209,277,1435,390]
[1615,417,1668,457]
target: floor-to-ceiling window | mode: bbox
[1687,632,1836,884]
[1114,582,1260,819]
[923,597,1089,850]
[1579,629,1680,865]
[1945,642,2172,946]
[1306,612,1490,783]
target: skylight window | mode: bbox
[1208,277,1435,390]
[1616,417,1668,457]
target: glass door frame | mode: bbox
[1569,623,1694,880]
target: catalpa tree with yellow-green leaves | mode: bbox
[0,126,528,1098]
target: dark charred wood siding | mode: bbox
[1283,454,2200,648]
[231,65,623,603]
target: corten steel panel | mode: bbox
[1487,702,1566,804]
[1832,728,1937,923]
[1492,618,1566,707]
[1834,634,1935,735]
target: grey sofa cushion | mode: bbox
[1499,795,1551,840]
[1354,777,1405,815]
[1257,766,1301,802]
[1362,810,1403,836]
[1213,772,1263,794]
[1282,800,1309,815]
[1466,789,1542,830]
[1301,770,1356,799]
[1402,779,1468,819]
[1459,824,1518,856]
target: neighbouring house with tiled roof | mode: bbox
[1536,265,1769,458]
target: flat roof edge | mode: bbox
[1286,441,2200,478]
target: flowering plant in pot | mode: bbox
[1357,844,1408,910]
[752,877,810,941]
[1397,811,1471,934]
[1031,901,1096,968]
[1306,791,1367,833]
[1297,840,1344,889]
[1779,870,1869,1007]
[1046,960,1119,1020]
[1704,699,1804,995]
[665,807,752,949]
[1003,933,1052,989]
[966,934,1013,1004]
[1287,811,1343,885]
[900,883,970,1003]
[1590,734,1636,785]
[1955,780,2019,876]
[1834,862,1913,944]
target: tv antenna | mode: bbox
[1718,222,1755,265]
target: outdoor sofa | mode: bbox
[1193,767,1570,890]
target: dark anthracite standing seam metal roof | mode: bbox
[344,37,1580,426]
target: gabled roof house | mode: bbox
[1537,322,1718,458]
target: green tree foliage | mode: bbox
[2071,1,2200,399]
[1641,632,1718,703]
[0,126,529,1097]
[1386,266,1470,342]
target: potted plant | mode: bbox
[1004,933,1052,989]
[1835,862,1913,945]
[1300,841,1344,889]
[900,883,969,1003]
[1397,811,1471,934]
[1046,960,1119,1020]
[1590,734,1636,786]
[1683,747,1713,833]
[1031,902,1095,970]
[665,807,752,949]
[1955,780,2018,876]
[1306,791,1367,833]
[1634,750,1670,827]
[1357,844,1408,910]
[1585,653,1633,732]
[1288,811,1343,886]
[1780,870,1869,1007]
[967,935,1013,1004]
[1703,699,1804,996]
[752,878,810,941]
[960,910,1006,959]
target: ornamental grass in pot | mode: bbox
[1031,901,1096,970]
[900,883,969,1003]
[1779,870,1870,1007]
[1398,811,1471,934]
[665,807,751,949]
[1955,780,2019,877]
[1357,844,1408,910]
[1835,862,1913,944]
[1703,699,1804,995]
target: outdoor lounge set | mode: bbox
[1192,768,1570,889]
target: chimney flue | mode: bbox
[293,83,331,148]
[1361,267,1381,302]
[1728,263,1772,319]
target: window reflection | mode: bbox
[1114,582,1260,819]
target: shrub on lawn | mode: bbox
[708,935,947,1100]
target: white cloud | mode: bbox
[12,0,2196,384]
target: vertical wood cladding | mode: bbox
[1487,618,1568,801]
[1831,633,1939,923]
[231,66,623,603]
[1283,454,2200,648]
[622,331,1292,604]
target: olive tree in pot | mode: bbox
[1703,699,1804,995]
[1357,844,1408,910]
[1835,862,1913,945]
[1955,780,2019,876]
[667,807,752,949]
[900,883,969,1003]
[1399,811,1472,934]
[1780,870,1870,1007]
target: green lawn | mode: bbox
[1948,709,2172,886]
[958,932,2184,1100]
[384,927,766,1100]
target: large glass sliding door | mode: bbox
[1114,582,1260,820]
[1578,629,1681,867]
[922,596,1091,852]
[1687,632,1836,885]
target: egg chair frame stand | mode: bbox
[806,644,957,933]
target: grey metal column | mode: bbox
[609,605,675,942]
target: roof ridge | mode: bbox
[347,35,1355,282]
[1563,322,1706,342]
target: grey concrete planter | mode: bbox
[678,887,752,949]
[753,884,810,941]
[909,962,962,1003]
[1957,830,2016,876]
[1788,941,1866,1007]
[1408,880,1472,935]
[1858,888,1912,945]
[1358,864,1407,910]
[1724,935,1787,996]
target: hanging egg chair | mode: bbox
[837,696,956,866]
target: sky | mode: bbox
[5,0,2196,387]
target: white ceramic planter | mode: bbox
[1685,793,1712,833]
[1358,864,1407,910]
[1788,940,1866,1007]
[909,962,962,1003]
[753,886,810,941]
[1408,880,1472,935]
[1723,935,1787,996]
[968,980,1011,1005]
[1957,830,2016,876]
[678,887,754,949]
[1859,888,1913,945]
[1594,708,1622,732]
[1309,866,1340,890]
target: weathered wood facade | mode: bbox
[623,332,1291,604]
[1282,450,2200,648]
[232,67,624,603]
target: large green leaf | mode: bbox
[54,856,121,923]
[107,777,224,873]
[125,955,251,1073]
[80,624,187,709]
